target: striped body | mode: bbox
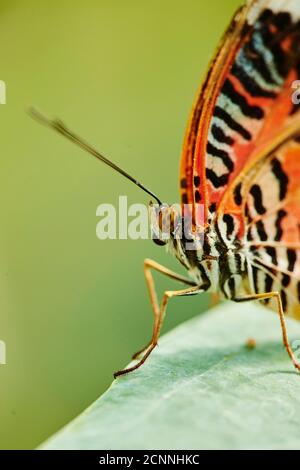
[170,216,249,300]
[171,197,300,320]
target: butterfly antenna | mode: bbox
[28,107,163,206]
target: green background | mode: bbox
[0,0,240,449]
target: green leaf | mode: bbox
[40,302,300,450]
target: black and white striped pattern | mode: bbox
[204,4,300,201]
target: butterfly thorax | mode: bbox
[169,216,249,300]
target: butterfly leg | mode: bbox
[131,259,197,360]
[114,259,201,378]
[210,293,220,308]
[234,292,300,372]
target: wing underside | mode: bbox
[242,137,300,318]
[180,0,300,230]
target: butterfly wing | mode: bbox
[179,1,248,220]
[214,1,300,319]
[180,2,250,226]
[180,0,300,228]
[227,135,300,319]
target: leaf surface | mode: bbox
[40,303,300,450]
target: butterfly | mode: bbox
[31,0,300,378]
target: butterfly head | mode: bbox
[149,202,182,247]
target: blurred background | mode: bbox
[0,0,240,449]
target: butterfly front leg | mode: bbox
[132,259,198,360]
[233,292,300,373]
[114,259,203,378]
